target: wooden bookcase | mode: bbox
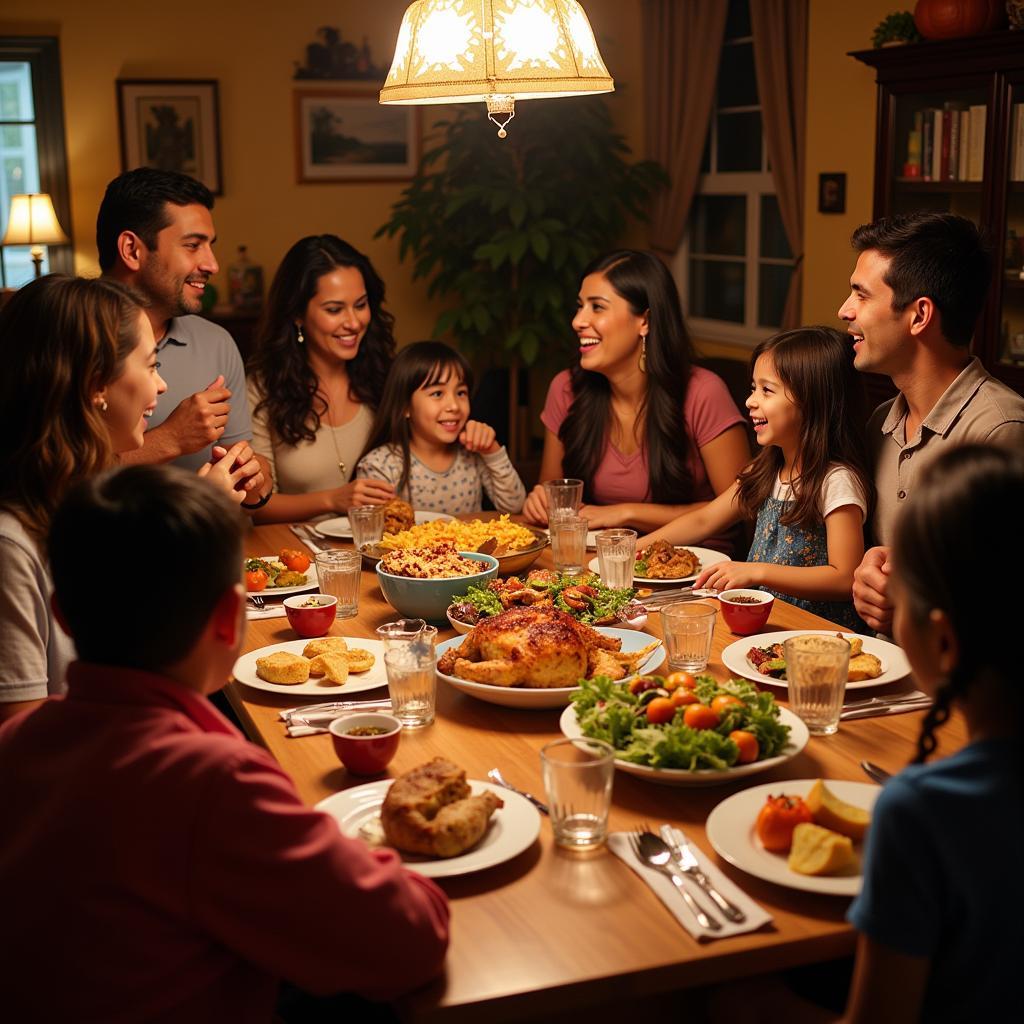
[851,32,1024,396]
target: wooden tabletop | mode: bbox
[230,523,965,1023]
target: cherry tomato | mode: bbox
[755,794,813,852]
[711,694,745,716]
[629,675,662,695]
[729,729,760,764]
[683,704,720,730]
[663,670,697,692]
[645,697,677,725]
[671,688,700,707]
[245,569,269,592]
[279,548,311,574]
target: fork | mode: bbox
[629,827,721,931]
[487,768,550,815]
[659,826,745,922]
[248,594,265,610]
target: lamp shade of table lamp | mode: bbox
[2,193,70,278]
[379,0,613,137]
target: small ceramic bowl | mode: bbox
[329,713,402,775]
[718,589,774,635]
[283,593,337,638]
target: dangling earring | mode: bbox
[638,334,647,372]
[296,324,305,344]
[96,397,108,412]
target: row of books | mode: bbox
[1012,104,1024,182]
[903,104,986,182]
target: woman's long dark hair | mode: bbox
[735,326,874,530]
[892,445,1023,763]
[248,235,396,445]
[559,250,696,504]
[358,341,474,497]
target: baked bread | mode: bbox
[383,498,416,534]
[255,651,310,685]
[308,652,349,685]
[344,648,375,673]
[788,822,856,876]
[302,637,348,659]
[847,652,883,681]
[381,757,503,858]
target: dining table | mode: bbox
[230,520,966,1023]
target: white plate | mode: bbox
[315,510,451,540]
[435,627,665,709]
[587,545,729,586]
[721,630,911,691]
[233,638,388,697]
[247,555,318,597]
[559,704,809,787]
[316,780,540,878]
[706,779,880,895]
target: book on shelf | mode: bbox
[931,108,943,182]
[957,109,970,182]
[1013,103,1024,181]
[967,105,986,181]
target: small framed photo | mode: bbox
[818,172,846,215]
[117,79,222,195]
[294,89,419,183]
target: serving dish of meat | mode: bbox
[587,543,729,584]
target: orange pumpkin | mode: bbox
[755,794,813,852]
[913,0,1006,39]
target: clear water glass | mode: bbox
[543,478,583,519]
[540,737,615,850]
[384,644,437,729]
[375,619,436,656]
[549,512,588,575]
[349,505,385,551]
[784,634,851,736]
[661,601,717,672]
[314,549,361,618]
[596,529,637,589]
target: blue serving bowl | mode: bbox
[375,552,499,623]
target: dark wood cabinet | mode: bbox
[851,32,1024,396]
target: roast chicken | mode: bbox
[436,604,661,688]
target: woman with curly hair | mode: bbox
[246,236,398,522]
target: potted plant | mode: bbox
[872,10,924,45]
[376,97,665,455]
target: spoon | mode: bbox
[487,768,549,815]
[860,760,891,785]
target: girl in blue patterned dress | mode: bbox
[638,327,873,628]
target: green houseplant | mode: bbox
[872,11,924,46]
[376,97,665,370]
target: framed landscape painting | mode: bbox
[294,89,419,183]
[117,79,222,194]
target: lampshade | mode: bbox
[380,0,614,137]
[2,193,69,247]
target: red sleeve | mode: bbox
[684,367,745,448]
[539,369,574,435]
[187,751,449,999]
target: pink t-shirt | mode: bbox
[540,367,745,551]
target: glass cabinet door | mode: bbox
[999,80,1024,370]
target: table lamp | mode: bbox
[2,193,70,278]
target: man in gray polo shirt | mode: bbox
[839,212,1024,633]
[97,168,270,507]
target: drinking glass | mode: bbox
[595,529,637,589]
[661,601,717,672]
[783,634,851,736]
[349,505,385,551]
[549,512,588,575]
[384,643,437,729]
[375,619,436,656]
[540,737,615,850]
[543,478,583,520]
[314,550,361,618]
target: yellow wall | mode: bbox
[0,0,645,345]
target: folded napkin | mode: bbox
[289,524,325,555]
[280,700,392,738]
[609,827,772,941]
[246,604,287,621]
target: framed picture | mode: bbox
[117,79,222,195]
[818,172,846,214]
[294,90,419,183]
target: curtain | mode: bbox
[642,0,728,257]
[751,0,808,328]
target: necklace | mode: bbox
[326,419,347,480]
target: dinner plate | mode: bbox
[232,638,388,697]
[587,545,729,586]
[721,630,911,691]
[247,555,318,597]
[559,704,809,787]
[315,510,451,540]
[435,627,665,709]
[316,780,540,878]
[705,779,880,896]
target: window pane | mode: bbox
[717,42,757,109]
[725,0,752,39]
[0,62,34,120]
[717,111,762,171]
[758,263,793,328]
[689,258,745,322]
[2,246,48,288]
[690,195,746,256]
[760,195,793,259]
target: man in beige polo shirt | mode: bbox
[839,212,1024,633]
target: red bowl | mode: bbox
[718,589,774,635]
[283,594,337,638]
[329,713,402,775]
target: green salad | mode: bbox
[571,675,791,772]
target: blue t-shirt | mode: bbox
[848,738,1022,1021]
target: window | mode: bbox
[0,37,72,288]
[675,0,795,345]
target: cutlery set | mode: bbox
[290,522,325,554]
[840,691,931,720]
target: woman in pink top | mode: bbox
[522,250,750,550]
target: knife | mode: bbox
[660,826,746,923]
[640,587,718,605]
[840,698,932,721]
[290,523,325,555]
